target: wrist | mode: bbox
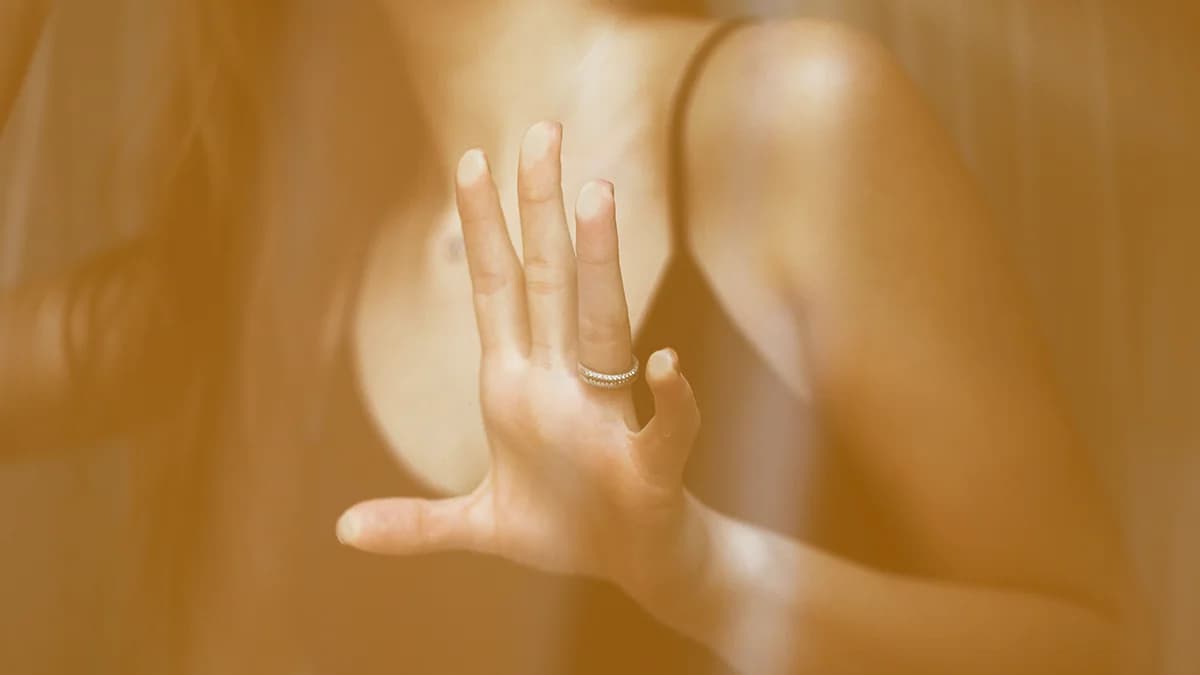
[620,493,725,628]
[624,501,814,674]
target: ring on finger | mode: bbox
[577,355,640,389]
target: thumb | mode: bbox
[632,348,700,486]
[336,493,492,556]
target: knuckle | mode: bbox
[471,269,511,296]
[479,364,524,418]
[575,248,618,267]
[458,212,497,235]
[481,392,525,439]
[481,354,524,389]
[524,278,564,297]
[522,257,568,296]
[522,250,557,271]
[518,182,561,206]
[526,339,560,369]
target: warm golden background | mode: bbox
[2,1,1196,673]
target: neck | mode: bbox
[383,1,629,162]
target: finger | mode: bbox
[575,179,634,384]
[457,148,530,358]
[632,349,700,485]
[336,494,492,556]
[517,121,577,367]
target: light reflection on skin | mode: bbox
[0,1,1140,673]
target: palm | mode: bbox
[338,122,703,595]
[476,364,676,580]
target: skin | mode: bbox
[0,1,1134,672]
[0,0,48,131]
[332,4,1133,673]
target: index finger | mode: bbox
[456,148,530,358]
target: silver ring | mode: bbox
[577,355,640,389]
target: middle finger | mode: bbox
[517,121,578,368]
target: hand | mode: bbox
[336,121,709,601]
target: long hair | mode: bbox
[108,2,439,670]
[99,2,304,670]
[22,2,410,669]
[9,1,714,671]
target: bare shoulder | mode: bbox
[679,17,982,295]
[682,16,951,194]
[653,18,947,394]
[682,17,936,166]
[688,17,913,125]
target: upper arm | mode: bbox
[684,19,1127,615]
[1,241,186,455]
[0,0,50,134]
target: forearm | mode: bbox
[641,502,1124,675]
[0,274,83,453]
[1,242,177,455]
[0,0,49,128]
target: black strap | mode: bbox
[665,17,756,252]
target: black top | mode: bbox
[296,18,892,674]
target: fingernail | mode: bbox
[457,148,488,184]
[650,349,676,379]
[667,348,679,372]
[336,512,360,545]
[522,121,560,161]
[577,180,613,220]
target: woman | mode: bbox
[0,1,1130,673]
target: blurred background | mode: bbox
[2,1,1196,673]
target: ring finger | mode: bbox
[574,179,636,417]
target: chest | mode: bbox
[351,148,674,494]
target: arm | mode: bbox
[0,0,50,132]
[0,1,84,452]
[647,505,1119,675]
[331,49,1136,673]
[657,19,1136,674]
[0,241,178,456]
[0,269,78,453]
